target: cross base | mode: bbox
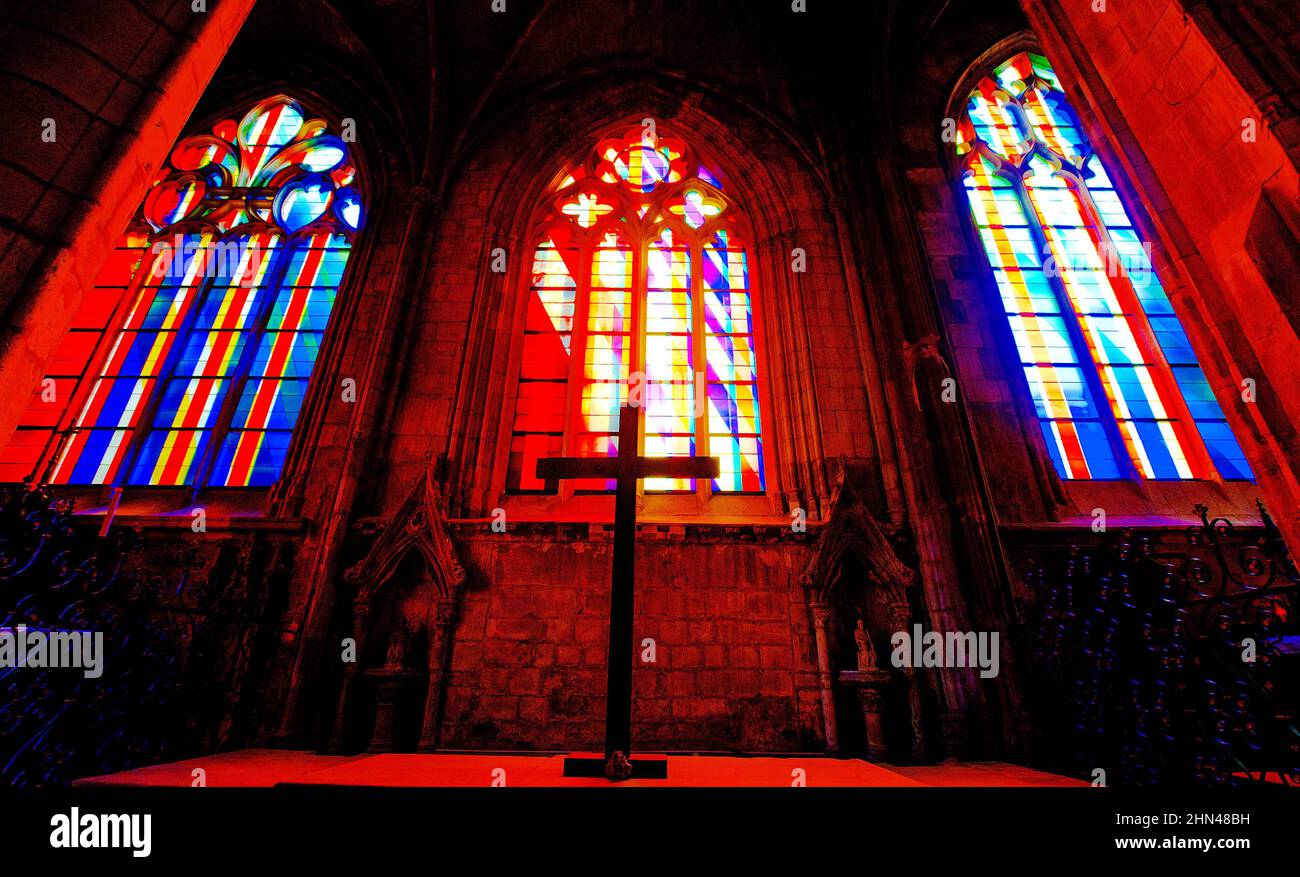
[562,753,669,780]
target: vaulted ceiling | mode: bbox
[210,0,1030,185]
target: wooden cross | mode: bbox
[536,401,718,780]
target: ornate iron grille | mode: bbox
[1026,503,1300,786]
[0,483,285,787]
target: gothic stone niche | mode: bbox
[344,554,432,753]
[804,459,930,762]
[825,560,924,762]
[334,473,467,754]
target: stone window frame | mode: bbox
[490,121,777,521]
[16,89,384,522]
[940,32,1262,521]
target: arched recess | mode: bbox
[1019,0,1300,548]
[343,471,467,606]
[504,123,767,508]
[0,0,425,525]
[331,470,467,752]
[178,8,424,517]
[801,459,926,759]
[184,79,401,518]
[438,74,844,522]
[803,462,917,607]
[939,31,1071,520]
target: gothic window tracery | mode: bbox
[956,52,1250,481]
[0,96,363,488]
[507,125,765,496]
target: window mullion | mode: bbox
[189,230,296,496]
[692,236,709,503]
[1011,170,1139,480]
[1071,177,1217,480]
[560,234,595,501]
[110,230,217,490]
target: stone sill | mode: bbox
[445,518,817,545]
[67,510,308,534]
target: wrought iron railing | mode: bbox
[0,482,282,787]
[1025,503,1300,786]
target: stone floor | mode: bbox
[76,748,1088,788]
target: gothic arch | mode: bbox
[439,75,845,520]
[1018,8,1298,547]
[188,16,425,516]
[803,459,917,606]
[0,90,381,504]
[343,470,467,604]
[179,87,394,514]
[331,469,467,753]
[899,21,1265,525]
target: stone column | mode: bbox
[889,600,927,760]
[857,685,889,762]
[417,597,457,752]
[327,601,371,753]
[809,602,839,754]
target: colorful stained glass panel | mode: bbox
[703,234,763,492]
[959,52,1251,482]
[508,236,579,493]
[506,132,765,499]
[3,96,362,489]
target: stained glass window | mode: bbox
[0,96,363,488]
[507,126,765,495]
[957,53,1251,481]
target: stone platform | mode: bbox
[75,748,1087,788]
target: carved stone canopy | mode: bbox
[343,471,467,606]
[802,457,917,605]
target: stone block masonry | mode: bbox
[439,531,823,752]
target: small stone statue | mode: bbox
[854,618,877,671]
[384,620,408,670]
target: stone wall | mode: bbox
[438,528,822,752]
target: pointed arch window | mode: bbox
[0,96,364,488]
[507,125,765,496]
[956,52,1251,481]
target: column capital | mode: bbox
[434,597,457,628]
[810,602,834,627]
[887,600,911,630]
